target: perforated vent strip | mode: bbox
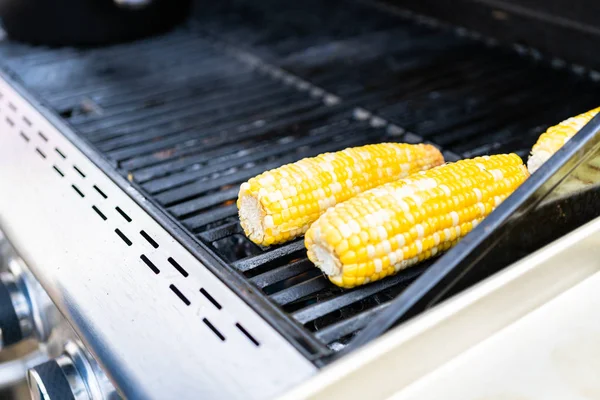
[0,94,260,347]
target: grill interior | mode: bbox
[1,0,598,358]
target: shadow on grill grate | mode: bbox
[1,0,599,354]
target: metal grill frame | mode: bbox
[1,0,599,367]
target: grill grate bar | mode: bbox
[78,77,304,134]
[233,241,306,273]
[271,276,331,306]
[132,141,258,183]
[292,267,425,325]
[49,59,253,113]
[250,259,316,289]
[139,120,369,189]
[106,98,325,163]
[120,108,349,172]
[145,124,376,196]
[198,222,243,243]
[66,70,264,125]
[169,187,240,219]
[429,84,584,148]
[155,131,382,208]
[315,45,495,98]
[83,81,306,141]
[183,204,239,231]
[314,303,389,345]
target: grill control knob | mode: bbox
[27,358,83,400]
[0,270,33,347]
[0,256,56,349]
[27,341,119,400]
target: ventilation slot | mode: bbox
[71,184,84,198]
[140,254,160,274]
[55,147,66,159]
[93,185,107,199]
[92,205,107,221]
[115,206,132,222]
[73,165,86,178]
[236,323,260,346]
[53,165,64,177]
[5,117,13,126]
[140,230,159,249]
[19,132,29,142]
[169,284,190,306]
[200,288,221,310]
[38,131,48,142]
[168,257,188,277]
[115,229,132,246]
[203,318,225,341]
[35,148,46,159]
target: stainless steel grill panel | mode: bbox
[0,75,316,399]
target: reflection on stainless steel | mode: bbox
[62,341,119,400]
[55,352,89,400]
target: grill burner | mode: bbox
[1,0,598,358]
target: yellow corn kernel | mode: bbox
[528,106,600,173]
[238,143,444,246]
[306,154,530,289]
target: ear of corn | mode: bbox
[528,106,600,173]
[306,154,529,288]
[238,143,444,246]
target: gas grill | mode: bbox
[0,0,599,398]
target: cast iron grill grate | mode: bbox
[1,0,598,354]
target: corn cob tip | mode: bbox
[238,185,267,245]
[310,243,341,277]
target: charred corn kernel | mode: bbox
[306,154,530,288]
[238,143,444,246]
[528,106,600,173]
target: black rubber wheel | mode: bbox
[0,0,191,46]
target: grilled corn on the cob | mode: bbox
[238,143,444,246]
[528,106,600,173]
[306,154,529,288]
